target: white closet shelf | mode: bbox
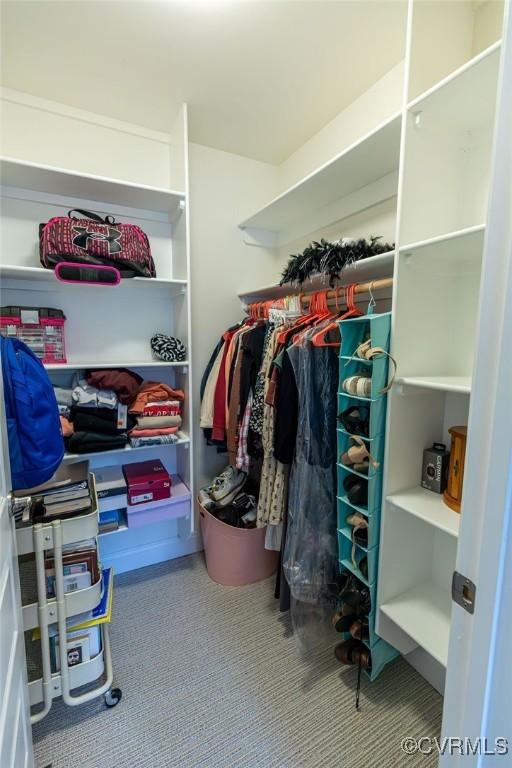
[380,582,452,667]
[397,376,471,394]
[99,475,191,534]
[407,41,501,130]
[387,487,460,538]
[0,157,186,213]
[63,432,190,461]
[0,264,187,291]
[399,224,485,262]
[238,250,395,303]
[238,113,401,237]
[99,525,128,537]
[45,361,189,371]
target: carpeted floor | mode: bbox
[32,554,443,768]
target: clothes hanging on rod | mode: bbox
[199,280,393,619]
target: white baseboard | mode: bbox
[101,532,203,574]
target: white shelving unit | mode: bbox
[380,582,452,667]
[0,157,185,213]
[239,114,402,247]
[44,361,189,371]
[0,105,195,574]
[375,1,504,691]
[387,487,460,538]
[396,377,472,395]
[233,0,505,694]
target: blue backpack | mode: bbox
[1,337,64,490]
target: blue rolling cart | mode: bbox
[336,310,399,681]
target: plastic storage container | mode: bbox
[0,305,66,363]
[199,502,278,587]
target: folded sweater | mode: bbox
[142,401,181,417]
[70,406,136,434]
[130,381,185,414]
[86,368,143,405]
[66,431,128,454]
[129,426,178,438]
[129,434,179,448]
[136,414,182,429]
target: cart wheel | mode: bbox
[104,687,122,708]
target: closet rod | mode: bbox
[299,277,393,305]
[245,277,393,310]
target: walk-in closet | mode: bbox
[1,1,511,766]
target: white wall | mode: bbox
[188,142,279,489]
[277,61,404,193]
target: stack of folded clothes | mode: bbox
[53,385,75,439]
[128,381,184,447]
[65,369,142,454]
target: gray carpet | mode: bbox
[32,554,442,768]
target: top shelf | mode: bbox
[0,157,186,214]
[238,113,401,240]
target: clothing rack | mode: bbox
[244,277,394,317]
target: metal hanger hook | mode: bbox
[368,281,376,310]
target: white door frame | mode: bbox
[0,367,35,768]
[441,3,512,762]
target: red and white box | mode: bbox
[122,460,172,506]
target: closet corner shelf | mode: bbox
[380,582,452,668]
[0,264,187,292]
[238,113,401,240]
[64,432,190,461]
[387,487,460,538]
[237,250,395,303]
[0,156,186,214]
[45,361,189,371]
[396,376,471,395]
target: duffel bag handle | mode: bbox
[68,208,116,225]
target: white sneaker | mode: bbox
[211,466,247,502]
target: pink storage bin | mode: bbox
[199,502,279,587]
[0,305,67,363]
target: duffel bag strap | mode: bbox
[68,208,116,225]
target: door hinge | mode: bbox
[452,571,476,614]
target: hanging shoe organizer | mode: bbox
[336,311,399,680]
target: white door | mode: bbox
[0,371,35,767]
[441,4,512,764]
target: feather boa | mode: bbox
[280,236,394,287]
